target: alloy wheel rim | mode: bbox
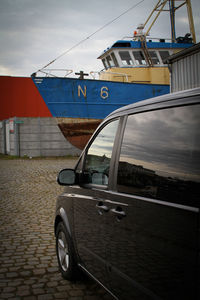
[57,231,69,271]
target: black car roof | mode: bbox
[107,87,200,119]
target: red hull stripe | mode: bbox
[0,76,52,120]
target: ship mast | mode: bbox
[143,0,196,43]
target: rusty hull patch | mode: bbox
[58,120,101,150]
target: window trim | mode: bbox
[108,116,127,190]
[106,189,199,212]
[80,118,121,190]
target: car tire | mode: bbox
[56,221,78,280]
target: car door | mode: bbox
[106,103,200,300]
[70,118,120,290]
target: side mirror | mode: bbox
[57,169,76,186]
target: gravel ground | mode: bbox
[0,158,113,300]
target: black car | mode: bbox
[55,88,200,300]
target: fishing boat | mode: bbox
[32,0,196,150]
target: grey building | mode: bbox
[165,43,200,92]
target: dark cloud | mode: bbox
[0,0,199,76]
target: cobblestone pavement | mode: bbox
[0,158,113,300]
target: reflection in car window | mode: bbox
[117,105,200,207]
[84,120,119,185]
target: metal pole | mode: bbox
[169,0,176,42]
[143,0,162,27]
[3,120,6,154]
[145,0,168,37]
[186,0,196,43]
[14,117,20,156]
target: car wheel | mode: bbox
[56,221,78,280]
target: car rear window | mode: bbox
[117,104,200,207]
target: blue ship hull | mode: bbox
[32,77,169,119]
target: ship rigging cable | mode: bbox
[38,0,145,72]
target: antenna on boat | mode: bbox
[135,0,196,43]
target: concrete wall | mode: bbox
[0,117,81,157]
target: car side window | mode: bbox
[83,119,119,186]
[117,104,200,207]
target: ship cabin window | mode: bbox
[119,51,133,66]
[159,50,170,63]
[149,51,160,64]
[102,55,118,69]
[111,52,119,67]
[102,49,171,69]
[106,55,114,68]
[132,51,146,65]
[102,58,108,69]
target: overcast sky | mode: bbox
[0,0,199,78]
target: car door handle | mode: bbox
[110,207,126,218]
[96,202,109,212]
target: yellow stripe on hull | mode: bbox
[99,67,170,85]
